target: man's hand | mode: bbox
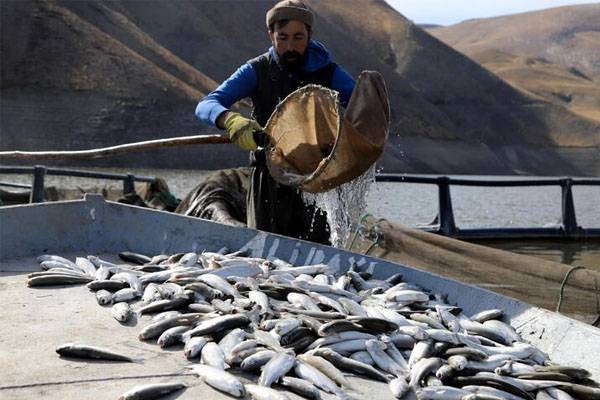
[223,112,261,151]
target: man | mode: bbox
[196,0,356,244]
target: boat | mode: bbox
[1,193,599,398]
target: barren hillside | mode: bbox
[1,0,599,174]
[429,4,600,122]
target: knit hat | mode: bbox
[266,0,314,28]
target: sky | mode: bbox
[384,0,596,26]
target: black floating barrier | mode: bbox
[375,174,600,240]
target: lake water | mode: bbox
[2,167,599,270]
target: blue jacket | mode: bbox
[195,40,356,127]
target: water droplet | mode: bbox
[302,166,375,248]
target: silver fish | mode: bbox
[151,310,181,322]
[110,272,143,296]
[112,288,140,303]
[118,382,186,400]
[96,289,113,306]
[409,357,443,387]
[187,364,245,397]
[138,313,202,340]
[27,274,93,286]
[311,348,389,383]
[240,350,276,371]
[389,377,410,399]
[184,336,209,359]
[349,351,375,365]
[201,341,229,370]
[56,343,133,362]
[278,376,322,400]
[416,386,472,400]
[157,325,189,348]
[287,293,321,312]
[244,384,290,400]
[184,314,250,338]
[365,339,406,376]
[87,279,126,292]
[298,354,351,388]
[259,352,296,387]
[197,274,241,298]
[112,302,133,323]
[75,257,97,277]
[218,328,247,356]
[293,360,343,396]
[249,290,272,314]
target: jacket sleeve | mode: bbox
[195,63,257,127]
[331,65,356,108]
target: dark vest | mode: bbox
[248,52,336,127]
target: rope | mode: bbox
[556,265,586,313]
[347,213,373,251]
[347,213,389,256]
[364,230,380,255]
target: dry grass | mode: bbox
[429,4,600,122]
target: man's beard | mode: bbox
[279,50,307,70]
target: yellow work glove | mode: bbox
[224,112,261,151]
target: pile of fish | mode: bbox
[29,250,600,400]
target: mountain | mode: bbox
[1,0,598,175]
[428,4,600,123]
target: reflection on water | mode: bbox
[471,239,600,272]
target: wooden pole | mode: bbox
[0,134,231,161]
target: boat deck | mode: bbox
[1,194,599,398]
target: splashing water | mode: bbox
[303,166,375,248]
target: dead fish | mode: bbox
[96,289,113,306]
[112,288,140,303]
[151,311,181,322]
[298,354,351,388]
[366,339,406,376]
[389,377,410,399]
[201,342,229,370]
[278,376,322,400]
[111,272,143,294]
[240,350,277,371]
[118,251,152,266]
[312,348,389,383]
[245,384,291,400]
[136,297,189,315]
[470,308,504,323]
[157,325,189,348]
[112,302,133,323]
[118,382,186,400]
[416,386,472,400]
[38,255,78,268]
[338,297,368,317]
[409,357,443,387]
[28,274,93,286]
[197,274,241,298]
[87,280,127,292]
[185,282,224,300]
[293,360,343,396]
[75,257,97,277]
[138,313,202,340]
[218,328,247,355]
[271,319,302,338]
[349,351,375,366]
[187,364,245,397]
[259,352,296,387]
[184,314,250,338]
[184,336,210,359]
[56,343,133,362]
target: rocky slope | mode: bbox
[429,4,600,123]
